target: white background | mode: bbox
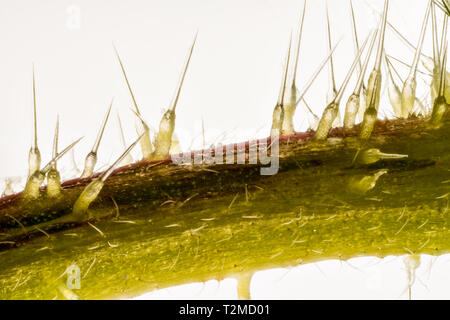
[0,0,448,299]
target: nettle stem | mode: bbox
[0,117,449,299]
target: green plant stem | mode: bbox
[0,117,449,299]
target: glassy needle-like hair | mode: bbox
[23,138,83,200]
[52,116,59,169]
[349,169,388,194]
[344,30,378,129]
[294,39,342,108]
[439,14,449,103]
[400,0,432,119]
[431,1,441,67]
[349,0,368,123]
[130,108,150,135]
[359,0,388,141]
[72,134,143,221]
[384,53,403,118]
[80,99,113,178]
[355,148,408,165]
[114,45,154,159]
[302,98,320,130]
[292,1,307,92]
[364,0,388,112]
[152,33,197,160]
[315,33,371,140]
[282,0,307,135]
[439,11,448,60]
[28,66,41,178]
[271,34,292,135]
[386,54,432,78]
[46,116,62,198]
[325,4,342,129]
[68,148,81,178]
[325,1,337,105]
[117,112,134,166]
[349,0,363,76]
[430,41,449,127]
